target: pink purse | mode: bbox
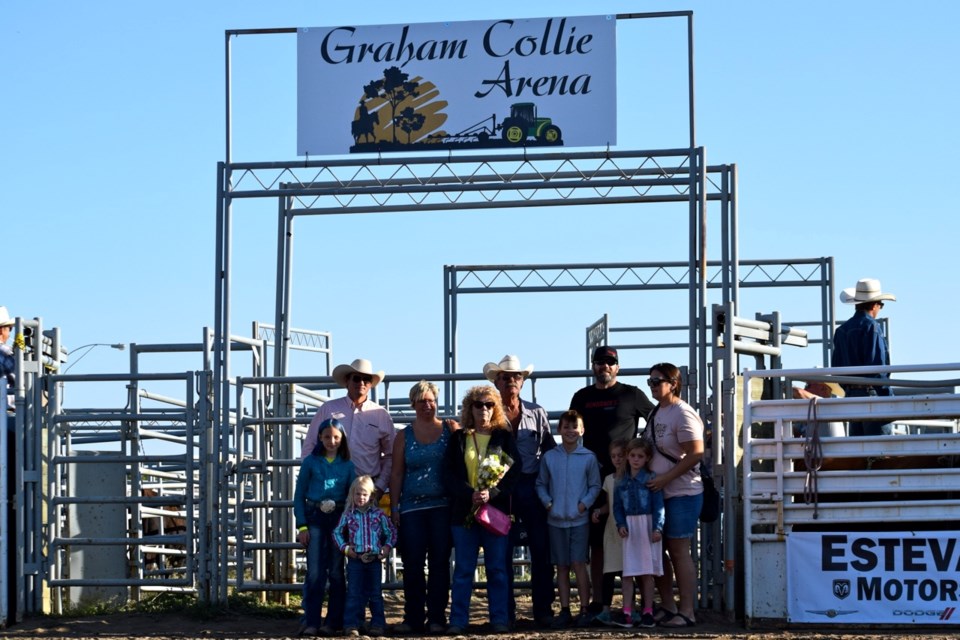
[475,503,512,536]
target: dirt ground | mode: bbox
[0,592,953,640]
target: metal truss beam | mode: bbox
[223,150,730,215]
[445,257,832,293]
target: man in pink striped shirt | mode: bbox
[301,359,396,500]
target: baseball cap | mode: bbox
[592,346,618,363]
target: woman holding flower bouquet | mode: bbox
[443,386,520,634]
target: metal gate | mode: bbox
[741,363,960,624]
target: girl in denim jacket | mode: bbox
[613,438,664,628]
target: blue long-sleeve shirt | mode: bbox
[293,453,355,528]
[613,468,665,533]
[536,444,601,528]
[1,343,15,386]
[831,310,891,395]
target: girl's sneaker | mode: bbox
[551,610,573,629]
[608,610,632,628]
[639,612,656,628]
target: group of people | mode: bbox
[293,348,706,635]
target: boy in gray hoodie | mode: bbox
[536,410,602,628]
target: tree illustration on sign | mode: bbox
[350,68,448,149]
[397,106,426,144]
[364,66,420,144]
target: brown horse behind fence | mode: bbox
[140,488,188,571]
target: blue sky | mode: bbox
[2,1,958,411]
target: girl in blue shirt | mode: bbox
[294,418,356,635]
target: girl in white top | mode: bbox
[591,439,627,624]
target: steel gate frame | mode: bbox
[214,11,710,607]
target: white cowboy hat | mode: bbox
[0,306,14,328]
[839,278,897,304]
[331,358,385,387]
[482,354,534,383]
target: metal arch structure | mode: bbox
[217,147,720,416]
[559,258,834,354]
[444,258,835,399]
[216,147,714,420]
[444,255,836,400]
[214,12,709,607]
[215,11,704,607]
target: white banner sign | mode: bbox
[787,531,960,624]
[297,15,616,155]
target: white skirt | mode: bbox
[602,515,623,574]
[622,514,663,578]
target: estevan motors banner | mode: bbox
[787,531,960,624]
[297,15,616,156]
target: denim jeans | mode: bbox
[508,474,555,620]
[399,506,451,629]
[303,508,345,629]
[450,524,509,627]
[344,558,386,629]
[844,388,889,436]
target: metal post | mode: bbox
[720,300,738,618]
[1,387,7,626]
[697,147,709,415]
[11,317,25,621]
[824,257,835,366]
[443,265,452,414]
[281,198,295,378]
[128,344,142,602]
[730,164,740,312]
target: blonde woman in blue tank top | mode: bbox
[389,381,459,634]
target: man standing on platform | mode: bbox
[831,278,896,436]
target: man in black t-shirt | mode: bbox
[569,346,654,619]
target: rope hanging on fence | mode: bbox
[802,397,824,519]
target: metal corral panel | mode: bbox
[750,468,960,496]
[750,500,960,526]
[749,539,788,620]
[743,365,960,626]
[748,394,960,423]
[67,452,127,608]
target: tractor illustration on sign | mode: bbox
[498,102,562,145]
[348,79,565,151]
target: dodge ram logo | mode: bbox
[833,580,851,599]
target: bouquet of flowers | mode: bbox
[465,446,513,528]
[477,448,512,490]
